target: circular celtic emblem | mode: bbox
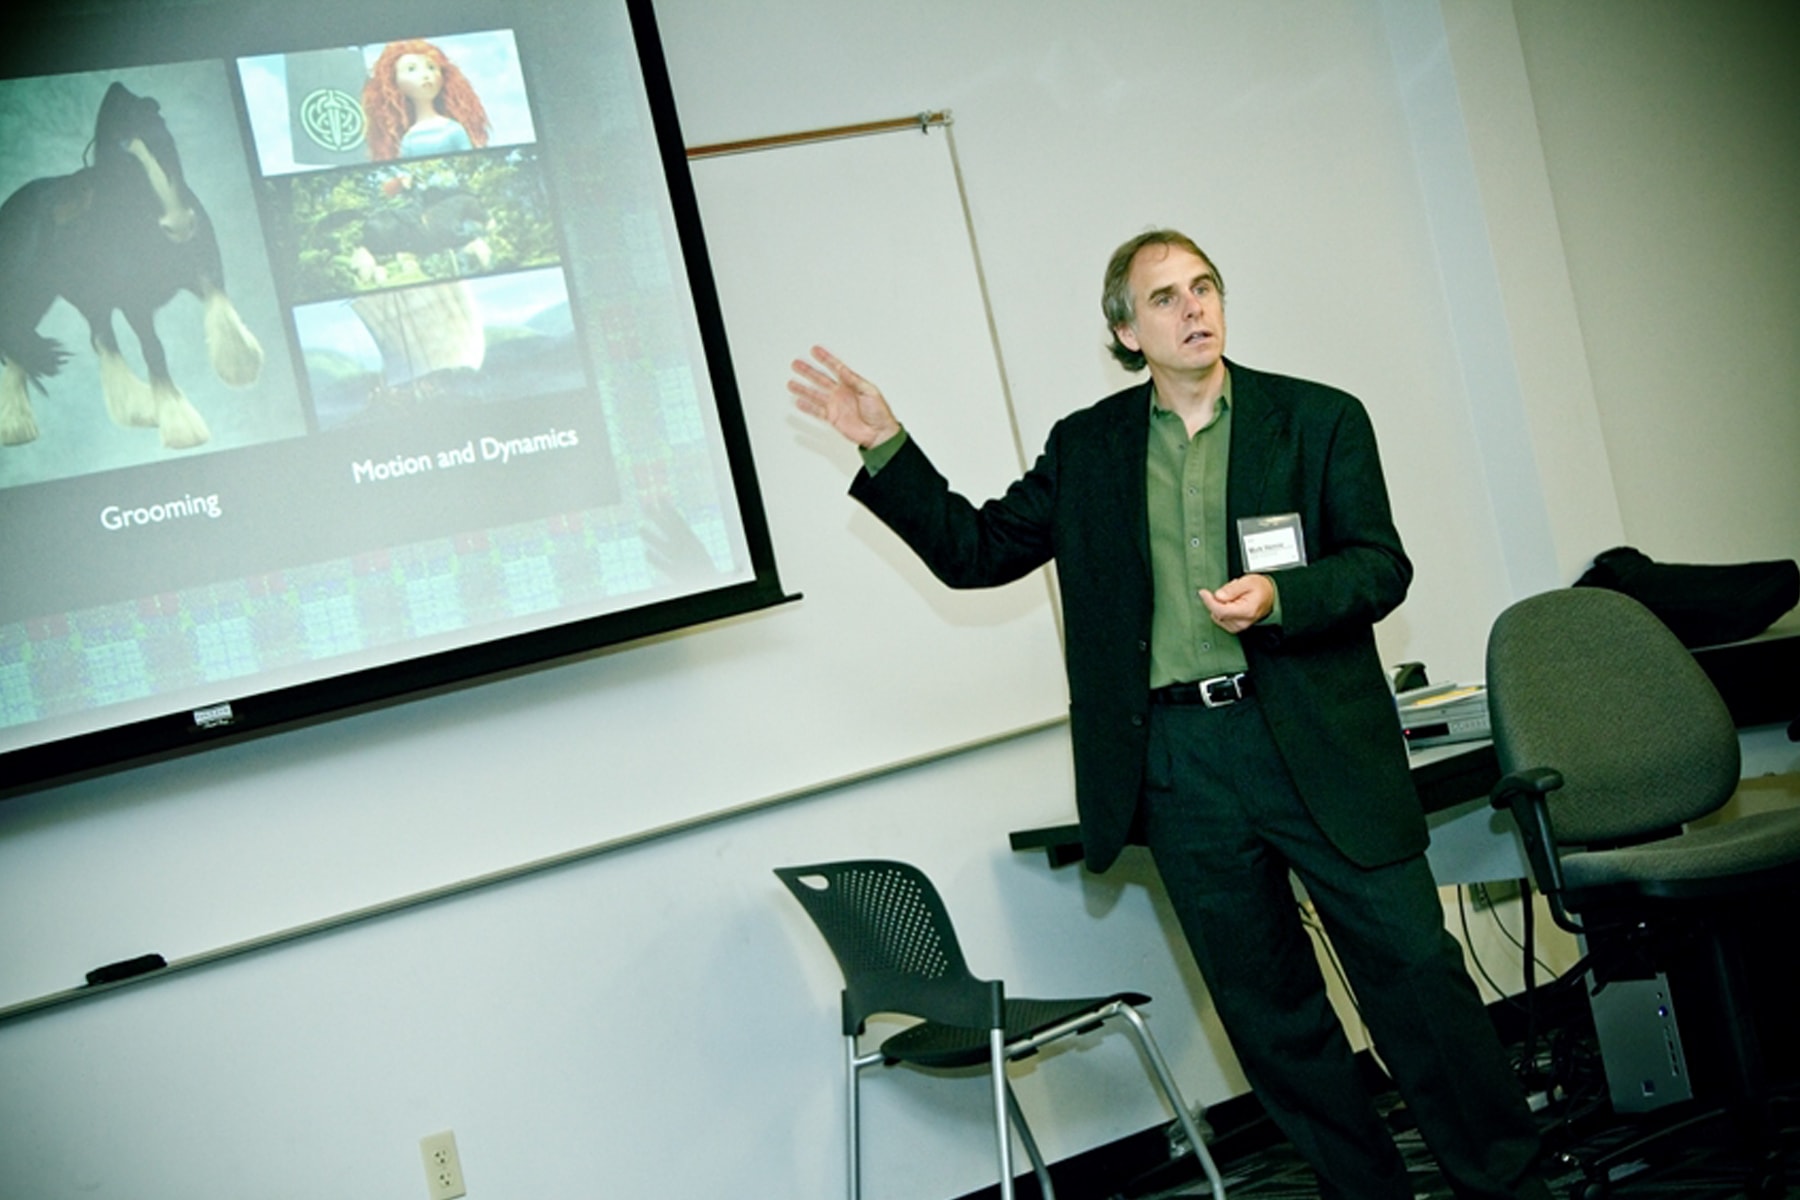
[299,87,365,153]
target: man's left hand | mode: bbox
[1199,574,1275,633]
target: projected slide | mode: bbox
[0,1,781,791]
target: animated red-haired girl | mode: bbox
[362,39,492,161]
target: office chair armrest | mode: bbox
[1490,767,1568,898]
[1490,766,1563,805]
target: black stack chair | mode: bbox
[775,858,1225,1200]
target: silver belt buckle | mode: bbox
[1200,672,1246,708]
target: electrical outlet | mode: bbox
[420,1130,467,1200]
[1468,879,1520,912]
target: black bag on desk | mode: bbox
[1575,545,1800,648]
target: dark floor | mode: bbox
[959,976,1798,1200]
[1134,1086,1798,1199]
[1124,997,1799,1200]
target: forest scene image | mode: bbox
[272,146,559,305]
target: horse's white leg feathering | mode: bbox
[153,377,209,449]
[99,342,156,428]
[0,359,39,445]
[204,289,263,387]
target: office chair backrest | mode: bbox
[1486,588,1741,846]
[775,860,1000,1034]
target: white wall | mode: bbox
[1512,0,1800,564]
[2,729,1235,1200]
[2,3,1794,1199]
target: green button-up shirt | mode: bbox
[1145,374,1250,689]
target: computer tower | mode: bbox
[1586,970,1693,1113]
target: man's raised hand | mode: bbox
[788,345,902,450]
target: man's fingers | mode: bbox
[812,345,876,391]
[1212,576,1260,605]
[790,357,856,423]
[789,357,840,392]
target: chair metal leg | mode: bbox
[1114,1002,1228,1200]
[845,1035,862,1200]
[845,1003,1227,1200]
[990,1026,1016,1200]
[1005,1080,1056,1199]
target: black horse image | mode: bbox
[0,82,262,450]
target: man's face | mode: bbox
[1114,244,1226,377]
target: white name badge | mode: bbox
[1237,513,1307,572]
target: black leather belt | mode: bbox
[1149,672,1252,707]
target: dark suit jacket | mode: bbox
[852,360,1427,873]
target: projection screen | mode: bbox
[0,0,785,795]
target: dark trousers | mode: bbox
[1142,699,1547,1200]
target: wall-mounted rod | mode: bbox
[688,110,951,160]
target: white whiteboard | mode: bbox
[0,125,1069,1011]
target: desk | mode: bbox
[1010,628,1797,880]
[1008,739,1508,875]
[1692,626,1800,729]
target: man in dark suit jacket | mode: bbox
[790,230,1548,1199]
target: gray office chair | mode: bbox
[1485,588,1800,1198]
[775,858,1226,1200]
